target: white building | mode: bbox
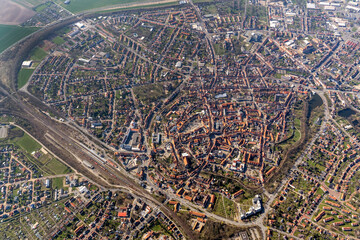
[22,61,33,68]
[307,3,316,9]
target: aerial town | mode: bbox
[1,0,360,239]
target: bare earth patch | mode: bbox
[0,0,35,25]
[41,40,56,52]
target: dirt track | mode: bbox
[0,0,35,25]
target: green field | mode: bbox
[17,68,34,89]
[55,0,143,13]
[34,3,48,12]
[98,1,178,13]
[45,158,72,174]
[213,193,235,218]
[0,25,38,53]
[213,195,226,217]
[52,177,64,189]
[12,0,48,7]
[5,128,73,176]
[15,132,41,153]
[52,36,66,45]
[29,46,48,61]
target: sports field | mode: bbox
[15,132,41,153]
[29,46,47,61]
[0,25,38,53]
[18,68,34,89]
[52,36,66,45]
